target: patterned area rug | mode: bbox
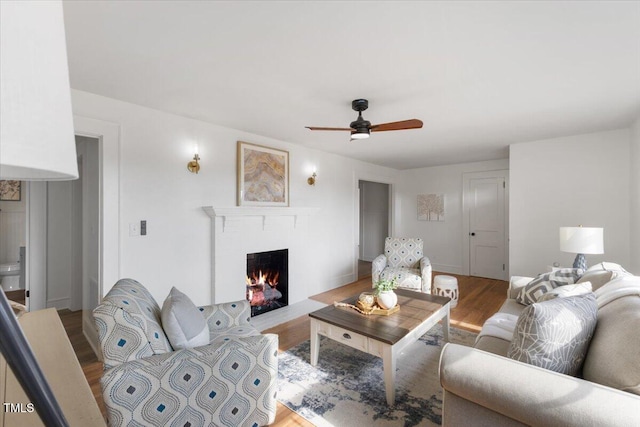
[277,324,476,427]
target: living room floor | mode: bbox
[58,272,508,425]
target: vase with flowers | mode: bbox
[374,277,398,310]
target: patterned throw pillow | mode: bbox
[507,293,597,376]
[537,281,593,302]
[516,268,583,305]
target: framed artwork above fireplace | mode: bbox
[237,141,289,206]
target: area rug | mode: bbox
[277,324,476,427]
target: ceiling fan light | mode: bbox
[350,129,370,140]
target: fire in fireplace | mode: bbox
[246,249,288,316]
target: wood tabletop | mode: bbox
[309,289,450,345]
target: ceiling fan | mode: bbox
[306,99,423,140]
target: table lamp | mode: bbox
[559,226,604,271]
[1,1,79,425]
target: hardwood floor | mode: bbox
[58,272,507,426]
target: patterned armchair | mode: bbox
[93,279,278,427]
[372,237,432,293]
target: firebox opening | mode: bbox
[246,249,288,317]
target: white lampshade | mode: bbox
[0,0,78,180]
[559,227,604,254]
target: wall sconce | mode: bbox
[187,153,200,174]
[307,172,317,186]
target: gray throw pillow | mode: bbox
[516,268,583,305]
[537,282,592,302]
[161,287,209,349]
[507,293,597,376]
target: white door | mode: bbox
[468,176,506,280]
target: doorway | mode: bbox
[462,170,509,280]
[358,180,390,279]
[38,136,99,312]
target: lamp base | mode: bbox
[572,253,587,271]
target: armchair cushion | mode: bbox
[384,237,423,268]
[161,287,209,349]
[380,267,422,290]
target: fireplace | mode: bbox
[246,249,288,317]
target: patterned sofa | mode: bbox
[93,279,278,427]
[372,237,432,293]
[439,263,640,426]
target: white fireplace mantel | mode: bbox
[203,206,319,232]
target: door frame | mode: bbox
[462,170,509,278]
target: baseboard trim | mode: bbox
[46,297,70,310]
[432,264,463,275]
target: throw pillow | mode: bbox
[585,262,630,274]
[579,262,632,291]
[161,287,209,349]
[507,293,598,376]
[538,281,593,302]
[576,270,615,291]
[516,268,583,305]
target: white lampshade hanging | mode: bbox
[0,0,78,180]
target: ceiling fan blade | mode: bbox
[370,119,423,132]
[306,126,353,131]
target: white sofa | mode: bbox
[439,263,640,426]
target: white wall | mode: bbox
[510,129,631,277]
[359,180,389,261]
[630,117,640,275]
[395,159,509,274]
[70,89,398,306]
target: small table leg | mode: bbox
[442,303,450,342]
[310,319,320,366]
[382,345,396,405]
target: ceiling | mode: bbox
[62,1,640,170]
